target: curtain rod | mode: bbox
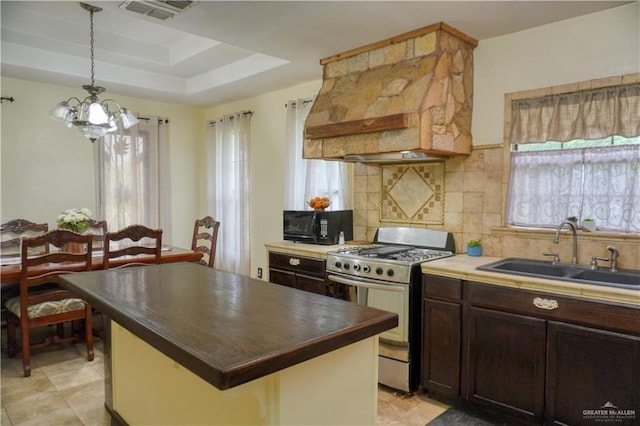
[208,110,253,126]
[138,116,169,124]
[285,98,314,108]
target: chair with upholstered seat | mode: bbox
[1,219,49,257]
[5,230,95,377]
[103,225,162,269]
[1,219,50,328]
[191,216,220,268]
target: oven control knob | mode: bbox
[362,265,371,273]
[335,261,342,269]
[375,267,383,275]
[352,264,360,271]
[387,269,395,277]
[343,263,350,270]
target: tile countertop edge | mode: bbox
[421,255,640,306]
[265,241,347,259]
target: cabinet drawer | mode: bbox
[269,252,325,277]
[269,268,296,288]
[297,275,326,295]
[423,274,462,302]
[466,282,640,335]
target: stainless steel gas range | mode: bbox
[326,227,455,393]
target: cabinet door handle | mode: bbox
[533,297,558,310]
[289,258,300,266]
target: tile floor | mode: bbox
[1,329,449,426]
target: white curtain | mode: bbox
[94,117,171,239]
[284,98,352,210]
[506,145,640,232]
[206,112,251,276]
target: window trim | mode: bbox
[501,72,640,234]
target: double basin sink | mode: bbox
[477,258,640,290]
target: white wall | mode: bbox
[473,2,640,145]
[0,77,203,249]
[1,3,636,276]
[204,80,321,279]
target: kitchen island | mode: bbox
[60,262,397,425]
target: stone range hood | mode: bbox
[303,22,478,163]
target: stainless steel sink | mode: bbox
[477,258,640,289]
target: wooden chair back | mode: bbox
[103,225,162,269]
[1,219,49,257]
[5,229,95,376]
[85,219,108,250]
[191,216,220,268]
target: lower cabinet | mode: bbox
[268,252,326,295]
[546,321,640,426]
[467,306,546,423]
[422,274,462,398]
[422,275,640,426]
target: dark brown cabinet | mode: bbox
[467,306,546,423]
[422,275,640,425]
[268,252,326,295]
[422,274,462,398]
[546,321,640,426]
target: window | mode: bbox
[206,112,251,276]
[284,98,351,210]
[94,117,170,235]
[506,83,640,233]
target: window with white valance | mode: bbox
[506,83,640,233]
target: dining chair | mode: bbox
[1,219,50,328]
[103,225,163,269]
[191,216,220,268]
[85,219,108,250]
[1,219,49,257]
[5,230,95,377]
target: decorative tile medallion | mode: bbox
[380,162,445,224]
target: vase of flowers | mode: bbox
[308,196,330,211]
[56,208,92,253]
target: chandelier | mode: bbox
[49,3,138,142]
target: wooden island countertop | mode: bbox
[60,261,398,390]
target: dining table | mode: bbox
[0,245,202,285]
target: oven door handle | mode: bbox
[327,274,406,292]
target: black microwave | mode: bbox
[283,210,353,245]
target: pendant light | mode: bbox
[49,2,138,142]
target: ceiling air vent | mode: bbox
[119,1,197,21]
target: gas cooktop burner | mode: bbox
[327,228,455,284]
[332,244,452,263]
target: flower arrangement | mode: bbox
[308,196,330,211]
[56,208,92,233]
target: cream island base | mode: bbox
[109,322,379,425]
[58,263,396,426]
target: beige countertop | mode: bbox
[265,241,351,259]
[264,243,639,306]
[421,255,640,306]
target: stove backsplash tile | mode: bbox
[352,145,640,270]
[380,162,445,225]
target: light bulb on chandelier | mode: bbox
[49,3,138,142]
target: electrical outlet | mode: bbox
[257,267,263,279]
